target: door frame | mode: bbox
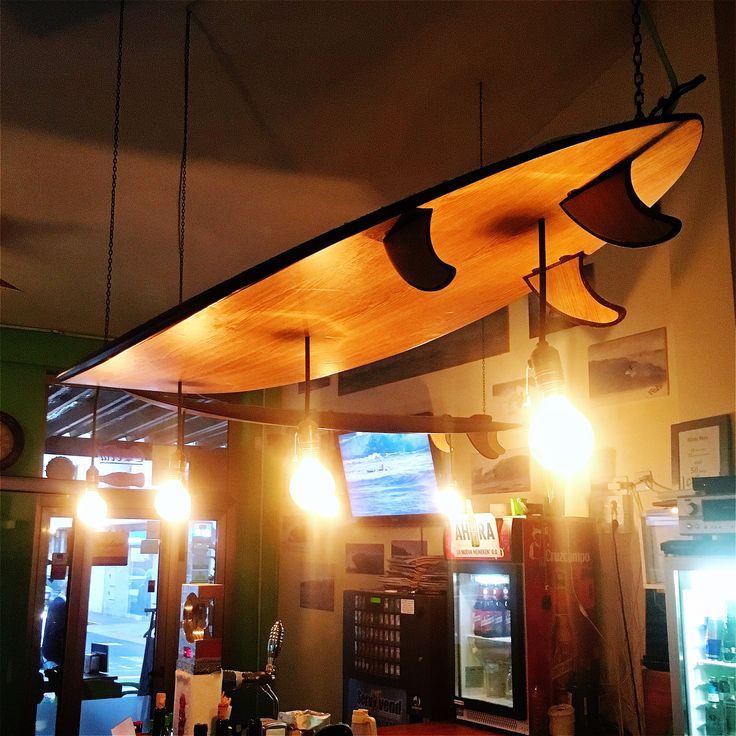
[5,476,229,736]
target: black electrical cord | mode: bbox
[611,520,643,736]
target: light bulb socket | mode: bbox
[86,464,100,485]
[295,418,320,458]
[529,341,565,396]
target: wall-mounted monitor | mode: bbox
[336,431,442,521]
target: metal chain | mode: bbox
[632,0,644,119]
[481,318,486,415]
[478,81,487,415]
[178,7,191,305]
[90,0,125,464]
[478,81,484,168]
[104,0,125,343]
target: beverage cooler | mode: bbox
[446,515,599,735]
[663,542,736,736]
[343,590,452,726]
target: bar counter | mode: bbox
[377,722,501,735]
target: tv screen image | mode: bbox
[337,432,440,518]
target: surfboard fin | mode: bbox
[561,161,681,247]
[524,252,625,327]
[383,208,456,291]
[466,416,507,459]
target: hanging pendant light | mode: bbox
[289,336,339,517]
[77,1,126,526]
[527,219,594,475]
[155,8,193,521]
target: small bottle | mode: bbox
[706,617,724,659]
[214,692,231,736]
[529,683,547,736]
[705,679,725,736]
[151,692,166,736]
[722,603,736,662]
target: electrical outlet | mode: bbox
[600,493,632,531]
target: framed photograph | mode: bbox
[345,543,384,574]
[588,327,668,401]
[471,447,530,495]
[299,563,335,611]
[671,414,734,491]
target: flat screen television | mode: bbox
[336,431,442,520]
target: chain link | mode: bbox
[178,7,191,305]
[632,0,644,119]
[104,0,124,343]
[481,318,487,415]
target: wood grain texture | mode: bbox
[128,390,520,434]
[524,253,625,326]
[59,116,702,394]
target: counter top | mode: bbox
[377,722,499,735]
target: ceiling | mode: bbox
[1,0,633,341]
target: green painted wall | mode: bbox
[0,327,103,730]
[0,327,103,476]
[0,490,37,734]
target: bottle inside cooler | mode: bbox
[454,571,513,708]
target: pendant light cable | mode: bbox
[538,218,547,344]
[178,6,191,305]
[176,6,192,467]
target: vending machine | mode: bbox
[446,515,599,735]
[343,590,452,726]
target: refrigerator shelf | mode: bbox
[696,659,736,669]
[466,635,512,650]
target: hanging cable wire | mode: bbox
[178,6,191,306]
[479,80,488,416]
[177,6,192,447]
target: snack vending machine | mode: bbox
[343,590,452,726]
[446,515,599,735]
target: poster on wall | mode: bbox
[390,540,428,558]
[345,543,385,574]
[588,327,669,400]
[299,563,335,611]
[471,448,530,495]
[491,378,528,423]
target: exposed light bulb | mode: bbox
[155,476,191,522]
[528,394,594,474]
[77,489,108,527]
[289,455,339,517]
[435,482,464,518]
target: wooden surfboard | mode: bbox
[59,114,702,394]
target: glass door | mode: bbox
[452,562,526,721]
[35,515,74,736]
[78,519,161,736]
[666,557,736,736]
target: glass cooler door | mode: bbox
[452,564,526,720]
[665,557,736,736]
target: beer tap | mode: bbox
[222,620,285,719]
